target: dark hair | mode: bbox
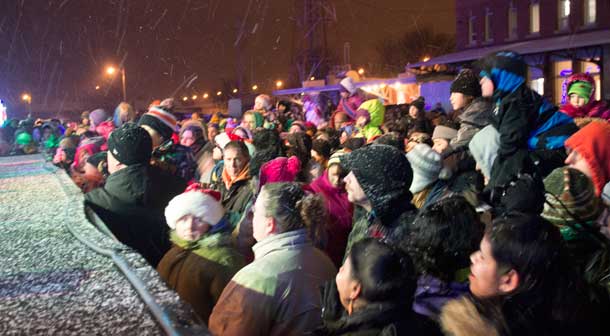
[349,238,416,304]
[312,139,332,160]
[406,196,484,282]
[374,132,405,152]
[224,140,250,160]
[250,129,285,177]
[314,127,341,151]
[286,133,312,181]
[486,212,562,296]
[180,125,204,140]
[342,137,366,151]
[262,182,327,243]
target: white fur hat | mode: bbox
[340,77,357,95]
[164,191,225,229]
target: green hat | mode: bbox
[15,132,33,145]
[542,167,602,240]
[568,81,593,105]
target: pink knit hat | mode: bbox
[259,156,301,188]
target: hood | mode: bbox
[477,51,526,101]
[341,144,413,225]
[468,125,500,180]
[459,98,493,127]
[440,297,500,336]
[564,121,610,196]
[358,99,385,128]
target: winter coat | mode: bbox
[84,164,171,266]
[335,94,365,120]
[440,297,500,336]
[315,282,442,336]
[450,98,492,149]
[309,170,354,267]
[217,172,254,230]
[344,205,416,258]
[208,229,336,336]
[156,231,245,322]
[560,73,610,121]
[413,275,469,321]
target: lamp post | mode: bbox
[106,66,127,101]
[21,93,32,118]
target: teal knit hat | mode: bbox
[15,132,33,145]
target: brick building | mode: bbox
[409,0,610,104]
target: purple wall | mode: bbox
[456,0,610,50]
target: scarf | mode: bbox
[222,162,250,190]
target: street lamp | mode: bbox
[358,68,365,75]
[105,65,127,101]
[21,93,32,117]
[182,96,188,101]
[95,85,100,90]
[203,93,209,99]
[216,91,222,96]
[252,85,258,91]
[192,95,198,100]
[232,88,238,93]
[276,80,283,89]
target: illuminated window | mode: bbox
[583,0,596,25]
[508,2,518,39]
[484,8,493,41]
[530,2,540,33]
[468,12,477,45]
[558,0,570,30]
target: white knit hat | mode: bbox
[340,77,357,95]
[407,143,442,193]
[164,191,225,229]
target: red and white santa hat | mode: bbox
[164,185,225,229]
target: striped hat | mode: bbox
[542,167,602,239]
[138,105,177,140]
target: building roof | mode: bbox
[272,76,416,96]
[407,29,610,68]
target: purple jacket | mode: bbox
[413,275,469,320]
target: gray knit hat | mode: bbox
[407,143,442,193]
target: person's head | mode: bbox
[336,238,416,314]
[409,97,425,119]
[223,140,250,179]
[333,112,351,130]
[277,100,291,113]
[138,104,178,148]
[469,125,501,184]
[254,94,272,111]
[477,51,527,99]
[407,196,484,282]
[469,212,561,299]
[567,77,594,108]
[432,125,458,154]
[83,151,107,181]
[258,156,301,191]
[542,167,602,238]
[285,132,312,171]
[106,123,153,174]
[339,77,357,99]
[89,109,108,128]
[564,121,610,196]
[354,109,370,128]
[450,69,481,110]
[326,150,347,188]
[373,132,405,152]
[113,102,135,128]
[341,144,413,216]
[180,124,205,150]
[311,139,331,166]
[165,188,225,241]
[406,143,442,195]
[289,121,307,134]
[81,111,90,125]
[253,182,325,242]
[207,123,219,142]
[242,110,263,131]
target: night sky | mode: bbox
[0,0,454,109]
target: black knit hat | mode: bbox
[107,123,152,165]
[411,96,425,112]
[450,69,482,97]
[341,144,413,223]
[138,104,177,140]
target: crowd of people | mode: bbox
[2,50,610,335]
